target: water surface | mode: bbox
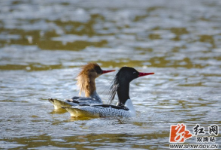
[0,0,221,149]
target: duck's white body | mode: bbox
[65,99,135,117]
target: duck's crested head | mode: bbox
[108,67,138,103]
[108,67,154,104]
[77,63,101,97]
[115,67,140,83]
[77,63,115,97]
[78,63,103,79]
[115,67,154,83]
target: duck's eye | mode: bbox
[95,66,102,74]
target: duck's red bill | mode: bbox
[138,72,154,77]
[102,70,115,74]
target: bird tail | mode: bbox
[48,98,72,110]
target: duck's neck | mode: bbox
[85,79,96,97]
[90,91,102,103]
[117,81,130,106]
[85,81,102,103]
[125,99,135,115]
[77,76,96,97]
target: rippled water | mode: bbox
[0,0,221,149]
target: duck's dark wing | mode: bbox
[66,96,102,105]
[92,104,129,110]
[49,96,102,110]
[49,91,102,109]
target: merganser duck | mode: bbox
[48,63,115,109]
[64,67,154,117]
